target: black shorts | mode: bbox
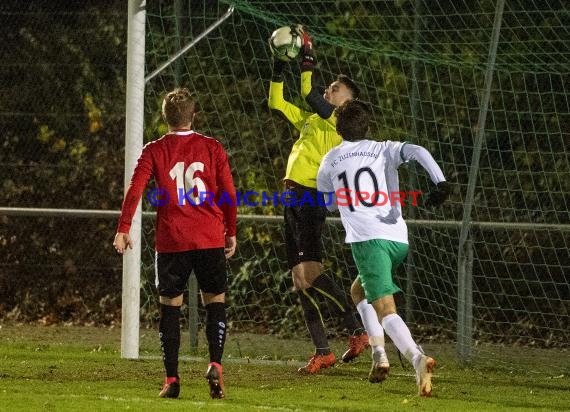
[283,182,327,269]
[155,248,227,298]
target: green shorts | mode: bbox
[351,239,409,303]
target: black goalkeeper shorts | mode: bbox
[283,182,327,269]
[155,248,227,298]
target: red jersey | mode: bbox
[117,130,237,253]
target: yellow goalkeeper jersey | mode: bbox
[268,71,342,189]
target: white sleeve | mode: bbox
[400,143,446,184]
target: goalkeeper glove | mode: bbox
[296,25,316,71]
[425,181,451,207]
[271,57,286,82]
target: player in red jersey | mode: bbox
[113,88,237,399]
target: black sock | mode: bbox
[299,289,330,355]
[205,302,226,364]
[159,304,181,378]
[312,274,363,335]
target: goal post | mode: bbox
[122,0,146,359]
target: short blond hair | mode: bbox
[162,88,196,128]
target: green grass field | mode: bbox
[0,324,568,411]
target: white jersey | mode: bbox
[317,140,445,244]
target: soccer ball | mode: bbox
[269,25,302,62]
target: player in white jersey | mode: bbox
[317,100,450,396]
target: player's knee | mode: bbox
[350,280,365,304]
[292,264,303,278]
[300,261,322,285]
[371,295,397,320]
[376,304,397,321]
[201,292,225,306]
[159,294,183,306]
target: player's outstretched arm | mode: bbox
[401,143,450,207]
[401,144,445,182]
[296,27,336,119]
[268,58,308,128]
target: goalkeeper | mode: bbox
[317,99,450,396]
[268,26,372,374]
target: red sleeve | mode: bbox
[216,144,237,236]
[116,146,154,233]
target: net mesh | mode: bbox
[141,0,569,370]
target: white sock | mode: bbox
[381,313,421,365]
[356,299,386,356]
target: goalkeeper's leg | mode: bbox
[297,287,336,374]
[299,288,330,354]
[312,273,364,335]
[309,272,368,363]
[290,195,362,334]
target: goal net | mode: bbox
[140,0,569,371]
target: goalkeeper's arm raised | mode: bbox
[268,57,308,130]
[296,27,336,120]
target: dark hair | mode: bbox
[335,100,371,141]
[336,74,360,100]
[162,88,196,128]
